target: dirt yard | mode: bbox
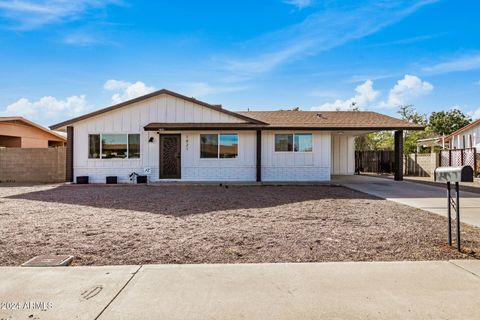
[0,184,479,266]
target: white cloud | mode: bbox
[423,53,480,74]
[283,0,313,10]
[182,82,246,98]
[383,74,433,107]
[223,0,438,76]
[0,79,154,126]
[104,80,156,104]
[311,80,379,111]
[0,95,90,124]
[0,0,120,29]
[311,75,434,111]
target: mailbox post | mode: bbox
[434,166,474,252]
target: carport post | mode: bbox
[256,130,262,182]
[447,181,452,246]
[394,130,403,181]
[66,126,74,183]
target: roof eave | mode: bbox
[143,124,425,131]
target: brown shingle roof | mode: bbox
[236,111,424,130]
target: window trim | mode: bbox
[199,132,239,160]
[274,132,313,153]
[88,133,141,160]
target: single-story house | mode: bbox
[50,89,422,183]
[444,119,480,150]
[0,117,66,148]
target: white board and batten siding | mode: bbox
[331,134,355,175]
[73,94,251,183]
[261,131,331,181]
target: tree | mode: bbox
[355,131,393,151]
[397,104,427,125]
[397,105,428,153]
[429,110,471,136]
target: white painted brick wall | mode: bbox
[262,166,330,182]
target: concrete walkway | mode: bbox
[334,175,480,228]
[0,261,479,319]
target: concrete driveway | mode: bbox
[0,261,479,320]
[334,175,480,228]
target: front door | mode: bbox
[159,134,181,179]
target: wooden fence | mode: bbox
[356,151,439,177]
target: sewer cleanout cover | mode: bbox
[21,255,74,267]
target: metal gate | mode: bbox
[355,150,395,174]
[439,148,476,174]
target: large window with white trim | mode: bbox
[275,133,312,152]
[200,133,238,159]
[88,134,140,159]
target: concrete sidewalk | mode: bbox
[334,175,480,228]
[1,261,479,319]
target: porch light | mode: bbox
[148,137,154,143]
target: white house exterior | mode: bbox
[50,89,421,183]
[444,119,480,150]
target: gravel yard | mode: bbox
[0,184,479,266]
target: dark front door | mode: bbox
[159,134,181,179]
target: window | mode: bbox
[275,134,293,152]
[200,133,238,159]
[128,134,140,158]
[200,134,218,158]
[88,133,140,159]
[219,134,238,158]
[88,134,100,158]
[294,133,313,152]
[275,133,312,152]
[102,134,128,159]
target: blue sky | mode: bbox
[0,0,479,126]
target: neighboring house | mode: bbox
[0,117,66,148]
[416,136,445,152]
[50,89,421,183]
[444,119,480,150]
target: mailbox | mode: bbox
[434,165,473,252]
[434,166,474,183]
